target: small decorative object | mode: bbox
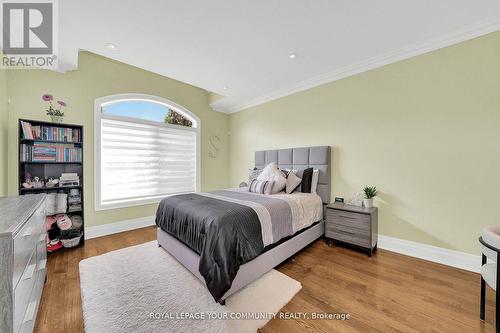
[46,178,59,187]
[22,179,33,188]
[363,186,377,208]
[43,94,67,123]
[346,192,363,207]
[239,182,248,188]
[208,134,221,158]
[32,176,45,188]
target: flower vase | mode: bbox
[50,115,63,123]
[363,198,374,208]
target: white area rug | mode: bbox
[79,241,301,333]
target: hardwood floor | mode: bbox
[35,226,495,333]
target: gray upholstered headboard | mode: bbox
[255,146,331,204]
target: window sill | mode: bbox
[95,192,195,211]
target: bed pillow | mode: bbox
[257,163,286,193]
[248,168,262,184]
[311,169,319,193]
[301,168,314,193]
[258,162,277,180]
[285,171,302,194]
[248,179,274,195]
[279,168,292,178]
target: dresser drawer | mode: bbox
[19,265,45,333]
[13,250,37,333]
[326,226,370,248]
[13,212,39,288]
[33,203,46,237]
[326,209,370,230]
[36,233,47,272]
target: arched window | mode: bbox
[94,94,200,210]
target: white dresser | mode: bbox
[0,194,47,333]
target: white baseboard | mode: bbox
[85,216,156,240]
[378,234,481,273]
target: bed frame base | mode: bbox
[157,220,325,301]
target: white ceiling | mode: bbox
[59,1,500,113]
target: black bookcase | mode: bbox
[18,119,85,251]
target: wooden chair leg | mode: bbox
[481,277,486,320]
[481,254,486,320]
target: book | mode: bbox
[20,142,82,162]
[20,121,81,143]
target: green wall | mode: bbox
[229,31,500,255]
[0,69,7,196]
[6,52,229,227]
[3,32,499,254]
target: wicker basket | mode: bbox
[60,234,82,248]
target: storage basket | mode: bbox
[60,234,82,248]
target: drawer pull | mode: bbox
[21,263,36,281]
[38,259,47,271]
[336,229,356,236]
[338,215,360,220]
[23,300,37,323]
[23,227,33,238]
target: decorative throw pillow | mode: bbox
[285,170,302,194]
[311,169,319,193]
[279,168,291,178]
[257,163,286,193]
[248,168,263,184]
[257,162,277,180]
[248,179,274,195]
[301,168,314,193]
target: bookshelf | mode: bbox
[18,119,85,253]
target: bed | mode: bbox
[156,146,331,303]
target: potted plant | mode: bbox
[363,186,377,208]
[43,94,67,123]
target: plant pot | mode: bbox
[363,198,374,208]
[50,115,64,123]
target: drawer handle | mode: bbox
[23,227,33,238]
[337,229,356,236]
[338,215,359,220]
[21,263,36,281]
[38,259,47,271]
[23,300,37,324]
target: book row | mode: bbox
[20,120,82,143]
[20,143,82,162]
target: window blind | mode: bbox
[99,117,197,207]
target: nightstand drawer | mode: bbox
[326,226,370,247]
[326,209,370,231]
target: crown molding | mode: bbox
[219,16,500,114]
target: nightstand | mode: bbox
[325,203,378,257]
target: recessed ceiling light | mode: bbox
[223,86,228,90]
[289,53,297,59]
[105,43,118,50]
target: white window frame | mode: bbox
[94,93,201,211]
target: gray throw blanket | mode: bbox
[156,193,263,302]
